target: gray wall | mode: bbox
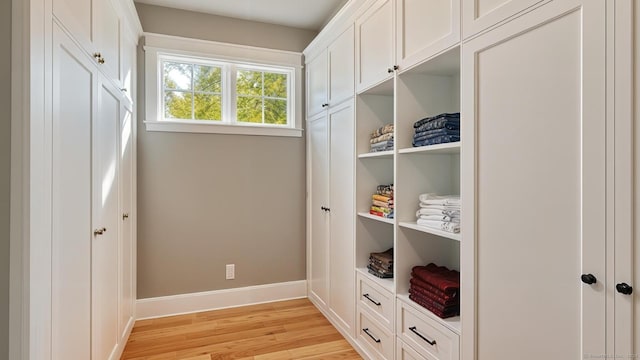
[0,0,10,357]
[135,4,315,298]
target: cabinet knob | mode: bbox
[123,213,129,220]
[322,103,329,108]
[93,227,107,236]
[98,57,105,65]
[581,274,597,285]
[93,52,102,59]
[387,65,399,73]
[121,88,128,92]
[616,283,633,295]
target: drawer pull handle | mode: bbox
[363,293,382,306]
[409,326,436,346]
[362,328,381,343]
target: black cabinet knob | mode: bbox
[581,274,597,285]
[322,103,329,108]
[616,283,633,295]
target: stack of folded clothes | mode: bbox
[370,184,394,219]
[368,248,393,278]
[412,113,460,147]
[416,193,460,233]
[410,263,460,319]
[370,123,394,152]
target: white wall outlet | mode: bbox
[226,264,235,280]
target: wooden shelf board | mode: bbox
[356,267,395,293]
[358,212,395,225]
[398,142,460,155]
[398,221,461,242]
[397,293,461,335]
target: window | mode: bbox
[144,34,302,137]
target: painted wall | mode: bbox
[0,0,10,357]
[135,4,315,298]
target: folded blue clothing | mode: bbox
[415,117,460,133]
[413,112,460,129]
[413,128,460,142]
[370,145,394,152]
[413,135,460,147]
[370,140,394,150]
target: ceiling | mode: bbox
[134,0,349,30]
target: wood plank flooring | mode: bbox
[120,298,363,360]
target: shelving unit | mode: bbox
[358,212,395,225]
[398,221,461,242]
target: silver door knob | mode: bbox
[94,227,107,235]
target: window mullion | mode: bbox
[261,72,265,124]
[228,64,237,124]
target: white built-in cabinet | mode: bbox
[49,0,138,357]
[307,0,636,359]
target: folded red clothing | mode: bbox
[409,294,460,319]
[409,288,459,311]
[409,277,457,302]
[411,263,460,295]
[409,280,458,306]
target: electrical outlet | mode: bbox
[226,264,235,280]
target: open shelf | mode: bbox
[398,142,460,155]
[400,45,460,77]
[399,221,461,242]
[397,293,461,335]
[358,150,394,159]
[356,267,395,293]
[358,212,395,225]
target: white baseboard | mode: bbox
[136,280,308,320]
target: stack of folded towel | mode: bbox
[412,113,460,147]
[370,123,394,152]
[368,248,394,278]
[410,263,460,319]
[370,184,394,219]
[416,193,460,233]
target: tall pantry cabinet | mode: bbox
[307,24,357,337]
[48,0,140,358]
[306,0,637,359]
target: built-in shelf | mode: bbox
[358,212,395,225]
[397,293,461,335]
[356,267,395,293]
[398,142,460,155]
[358,150,394,159]
[398,221,461,242]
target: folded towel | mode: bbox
[419,194,460,206]
[369,209,394,218]
[413,113,460,129]
[413,128,460,142]
[418,214,457,222]
[372,200,394,208]
[410,277,458,303]
[368,262,393,276]
[370,123,394,139]
[413,135,460,147]
[416,208,459,216]
[373,194,392,202]
[370,132,394,144]
[409,293,459,319]
[376,184,394,196]
[415,117,460,133]
[417,219,460,233]
[409,288,459,311]
[371,206,392,215]
[412,264,460,295]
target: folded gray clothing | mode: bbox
[415,117,460,133]
[370,145,394,153]
[413,113,460,129]
[370,132,394,144]
[371,140,394,149]
[413,128,460,142]
[413,135,460,147]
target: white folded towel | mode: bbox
[416,219,460,233]
[419,214,460,223]
[419,193,460,206]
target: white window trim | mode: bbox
[144,32,304,137]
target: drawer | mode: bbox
[397,301,459,360]
[396,338,428,360]
[357,310,394,360]
[357,273,394,331]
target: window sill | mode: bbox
[144,120,303,137]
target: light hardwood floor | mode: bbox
[120,298,363,359]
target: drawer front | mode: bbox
[357,310,394,360]
[397,302,459,360]
[397,338,428,360]
[358,274,394,330]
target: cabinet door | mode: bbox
[121,32,136,104]
[52,0,94,52]
[328,26,355,106]
[355,0,395,92]
[462,0,551,39]
[461,1,605,359]
[94,0,121,83]
[119,106,135,342]
[93,77,122,360]
[51,24,95,360]
[328,101,355,335]
[396,0,460,70]
[307,50,328,117]
[308,113,330,308]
